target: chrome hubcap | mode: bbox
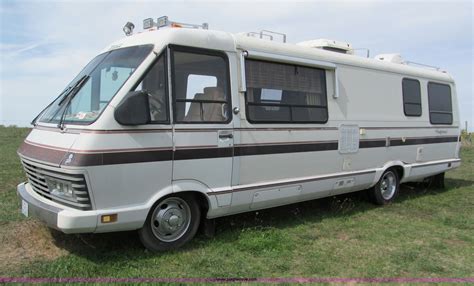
[151,197,191,242]
[380,171,397,200]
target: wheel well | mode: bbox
[390,166,404,180]
[180,191,209,214]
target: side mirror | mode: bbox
[114,91,151,125]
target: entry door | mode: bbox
[170,46,234,196]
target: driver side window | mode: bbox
[134,55,169,123]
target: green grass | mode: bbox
[0,126,31,222]
[0,125,473,279]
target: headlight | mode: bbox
[45,177,76,201]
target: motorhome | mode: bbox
[17,17,461,251]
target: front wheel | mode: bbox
[138,194,201,252]
[368,169,400,205]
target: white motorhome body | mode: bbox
[17,21,461,250]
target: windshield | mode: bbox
[38,45,153,125]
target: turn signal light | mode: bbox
[101,214,117,223]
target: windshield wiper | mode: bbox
[58,75,88,106]
[57,75,90,130]
[30,85,74,126]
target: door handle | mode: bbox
[219,133,233,139]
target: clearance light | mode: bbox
[143,18,155,29]
[157,16,169,28]
[149,16,208,30]
[101,214,118,223]
[123,22,135,36]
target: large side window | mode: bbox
[402,78,422,116]
[134,54,168,123]
[172,47,231,123]
[245,59,328,123]
[428,82,453,125]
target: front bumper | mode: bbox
[17,182,97,233]
[17,182,149,233]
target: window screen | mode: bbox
[428,82,453,125]
[245,59,328,123]
[402,78,422,116]
[172,48,231,123]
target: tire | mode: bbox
[429,172,445,189]
[138,193,201,252]
[368,169,400,205]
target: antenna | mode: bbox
[352,48,370,58]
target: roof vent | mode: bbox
[374,53,404,64]
[297,39,353,54]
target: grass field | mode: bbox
[0,125,473,279]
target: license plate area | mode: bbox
[21,200,28,217]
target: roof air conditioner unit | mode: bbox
[297,39,353,54]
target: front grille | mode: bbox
[21,160,92,210]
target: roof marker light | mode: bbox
[143,18,156,29]
[142,16,208,31]
[157,16,169,28]
[123,22,135,36]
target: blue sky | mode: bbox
[0,0,472,129]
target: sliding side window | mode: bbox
[245,59,328,123]
[172,47,231,123]
[428,82,453,125]
[402,78,422,116]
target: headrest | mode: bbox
[193,93,205,100]
[203,86,223,94]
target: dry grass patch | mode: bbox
[0,220,68,274]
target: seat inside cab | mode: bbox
[185,87,226,122]
[172,49,230,123]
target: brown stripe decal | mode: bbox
[359,140,386,148]
[360,136,459,148]
[390,136,459,146]
[17,142,67,166]
[174,147,233,160]
[70,150,173,166]
[235,141,338,156]
[18,136,459,167]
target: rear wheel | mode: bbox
[429,172,445,189]
[369,169,400,205]
[139,194,200,252]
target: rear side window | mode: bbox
[428,82,453,125]
[402,78,422,116]
[245,59,328,123]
